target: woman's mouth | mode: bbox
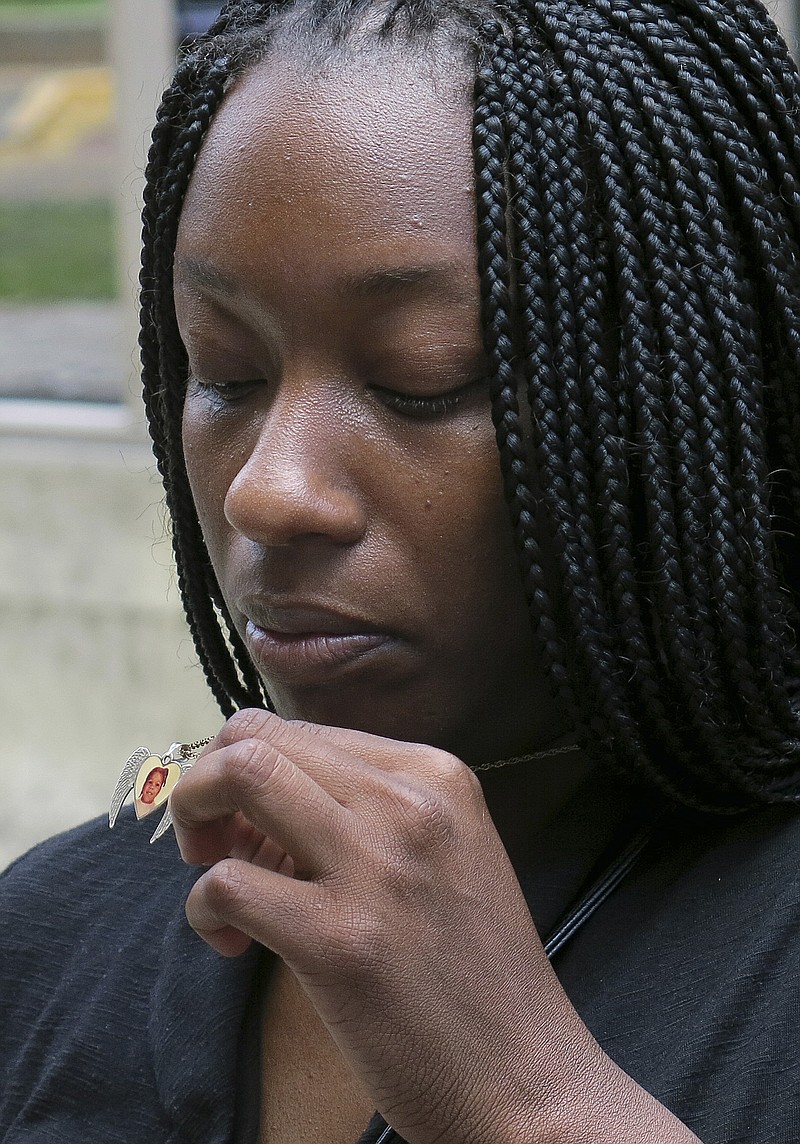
[243,617,394,685]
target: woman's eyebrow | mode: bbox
[339,264,475,305]
[175,256,474,306]
[175,256,240,297]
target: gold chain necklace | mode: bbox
[471,742,580,772]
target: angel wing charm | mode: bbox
[108,746,151,829]
[109,739,210,844]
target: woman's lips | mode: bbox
[244,619,394,685]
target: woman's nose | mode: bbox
[223,400,368,548]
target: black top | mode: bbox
[1,800,799,1143]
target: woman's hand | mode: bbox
[170,708,700,1144]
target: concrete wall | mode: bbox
[0,433,220,869]
[774,0,800,54]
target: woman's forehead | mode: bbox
[176,53,479,299]
[182,52,473,207]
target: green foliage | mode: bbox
[0,1,102,8]
[0,200,116,300]
[0,1,105,20]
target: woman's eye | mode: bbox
[373,378,486,420]
[190,375,260,404]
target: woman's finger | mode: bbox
[227,812,295,875]
[185,855,322,961]
[213,707,469,789]
[170,733,351,874]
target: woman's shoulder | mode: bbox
[0,813,260,1142]
[1,810,196,918]
[3,811,146,874]
[0,812,200,1025]
[663,800,800,906]
[562,801,800,1144]
[585,801,800,963]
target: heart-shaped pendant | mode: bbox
[109,737,212,843]
[133,756,183,820]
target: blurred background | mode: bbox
[1,0,799,867]
[0,0,223,868]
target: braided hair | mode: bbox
[140,0,800,811]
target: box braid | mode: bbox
[140,0,800,808]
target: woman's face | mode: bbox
[174,50,565,763]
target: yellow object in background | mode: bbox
[0,66,113,159]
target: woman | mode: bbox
[2,0,799,1140]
